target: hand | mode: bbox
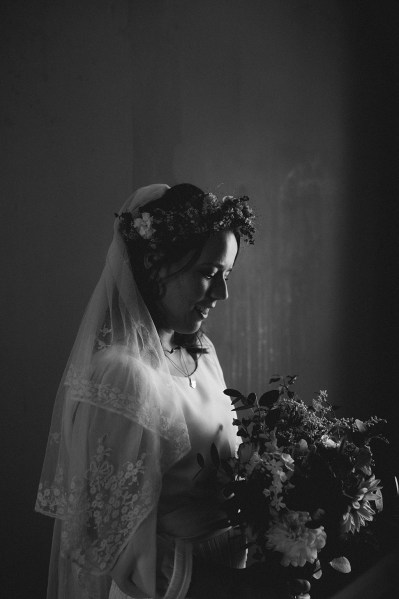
[110,548,148,599]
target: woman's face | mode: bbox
[157,230,238,335]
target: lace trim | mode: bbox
[36,436,156,572]
[64,365,190,464]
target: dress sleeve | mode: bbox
[36,399,161,598]
[68,402,159,596]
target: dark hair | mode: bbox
[125,183,240,354]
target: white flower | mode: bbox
[281,453,295,471]
[271,494,286,511]
[266,510,327,567]
[133,212,155,239]
[320,434,339,448]
[341,475,383,533]
[202,192,219,212]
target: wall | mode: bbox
[2,1,397,597]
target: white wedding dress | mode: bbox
[109,339,246,599]
[36,184,249,599]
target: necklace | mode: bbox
[163,348,197,389]
[162,345,181,354]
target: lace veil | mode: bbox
[36,184,191,598]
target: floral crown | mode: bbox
[116,192,256,248]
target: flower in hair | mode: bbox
[116,191,256,247]
[202,192,219,212]
[133,212,155,240]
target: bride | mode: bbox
[35,183,286,598]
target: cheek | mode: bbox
[173,278,195,305]
[186,274,209,300]
[161,273,208,313]
[175,274,208,306]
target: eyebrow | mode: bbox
[200,262,233,270]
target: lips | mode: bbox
[195,306,210,319]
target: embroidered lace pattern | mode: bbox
[35,185,202,594]
[36,435,157,572]
[64,364,190,465]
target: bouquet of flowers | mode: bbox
[200,375,389,598]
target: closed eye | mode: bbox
[199,263,233,281]
[201,270,217,279]
[201,271,231,282]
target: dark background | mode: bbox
[1,1,398,597]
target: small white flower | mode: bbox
[203,193,219,211]
[320,435,339,448]
[281,453,295,471]
[296,439,309,453]
[133,212,155,240]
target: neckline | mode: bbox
[166,352,201,385]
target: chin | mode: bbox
[174,321,202,335]
[179,324,201,335]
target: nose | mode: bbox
[210,276,229,301]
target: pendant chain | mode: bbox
[163,348,197,388]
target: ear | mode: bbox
[144,251,164,270]
[143,253,156,270]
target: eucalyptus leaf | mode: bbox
[247,392,257,405]
[196,453,205,469]
[313,568,323,580]
[259,389,279,407]
[237,428,249,438]
[231,395,244,405]
[224,388,243,398]
[329,557,351,573]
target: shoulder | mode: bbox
[91,345,133,376]
[90,345,154,394]
[199,334,226,384]
[199,333,217,354]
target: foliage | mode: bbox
[116,192,256,247]
[199,376,388,593]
